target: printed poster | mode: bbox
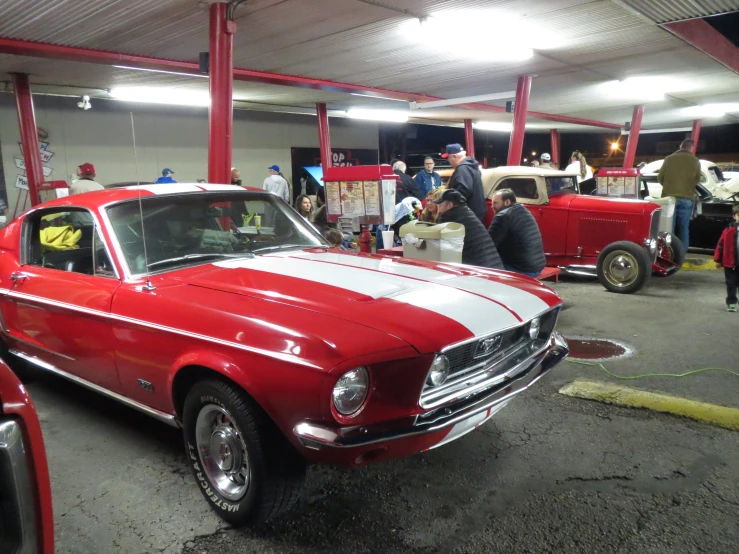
[596,176,608,196]
[340,181,365,217]
[607,176,625,197]
[624,176,637,197]
[325,180,342,215]
[363,180,380,216]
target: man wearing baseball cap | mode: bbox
[434,189,503,269]
[155,168,177,184]
[70,163,104,195]
[539,153,553,169]
[263,165,290,203]
[442,143,487,221]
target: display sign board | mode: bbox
[596,168,640,199]
[324,165,397,226]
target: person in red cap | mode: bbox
[70,163,104,195]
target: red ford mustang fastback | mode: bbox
[0,184,568,525]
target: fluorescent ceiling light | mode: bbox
[345,109,409,122]
[113,65,208,78]
[600,76,697,103]
[401,11,548,62]
[474,121,513,132]
[686,103,739,118]
[108,86,210,107]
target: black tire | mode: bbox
[182,379,305,526]
[596,241,652,294]
[657,233,685,273]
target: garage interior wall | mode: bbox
[0,94,379,213]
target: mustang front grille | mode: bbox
[419,308,560,410]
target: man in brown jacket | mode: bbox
[658,139,701,250]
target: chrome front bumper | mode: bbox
[0,418,38,554]
[294,332,569,450]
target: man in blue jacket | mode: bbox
[413,156,442,196]
[155,168,177,184]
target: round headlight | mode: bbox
[649,238,657,252]
[664,234,672,246]
[427,355,450,387]
[332,367,369,416]
[529,317,541,340]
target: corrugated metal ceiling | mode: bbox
[0,0,737,130]
[615,0,739,23]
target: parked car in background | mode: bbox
[639,175,738,250]
[640,158,726,197]
[0,184,568,526]
[481,167,680,294]
[0,357,54,554]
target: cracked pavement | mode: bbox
[20,269,739,553]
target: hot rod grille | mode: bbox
[579,218,627,247]
[650,209,662,239]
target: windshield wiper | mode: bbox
[251,244,309,254]
[147,252,252,270]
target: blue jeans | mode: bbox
[672,198,693,250]
[504,264,540,278]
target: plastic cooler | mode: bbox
[399,221,465,263]
[647,195,675,234]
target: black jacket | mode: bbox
[394,169,422,203]
[488,203,546,273]
[312,204,336,236]
[440,205,504,270]
[448,157,487,220]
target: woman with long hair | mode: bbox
[419,187,445,223]
[565,150,593,183]
[294,194,313,220]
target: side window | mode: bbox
[25,208,116,278]
[497,178,539,201]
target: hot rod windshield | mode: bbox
[545,176,578,195]
[105,192,328,275]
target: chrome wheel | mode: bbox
[602,251,640,288]
[195,404,250,501]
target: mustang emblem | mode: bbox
[474,335,502,358]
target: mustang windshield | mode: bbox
[106,192,327,275]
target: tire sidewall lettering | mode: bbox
[186,439,240,513]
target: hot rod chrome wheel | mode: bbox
[602,251,640,288]
[596,241,651,294]
[195,404,250,501]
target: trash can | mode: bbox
[399,221,465,263]
[647,195,675,234]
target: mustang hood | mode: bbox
[181,250,562,353]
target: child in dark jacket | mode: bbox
[714,204,739,312]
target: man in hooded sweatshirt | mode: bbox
[443,143,487,221]
[263,165,290,203]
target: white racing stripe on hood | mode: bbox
[289,252,550,322]
[213,254,519,336]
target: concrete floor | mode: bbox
[22,268,739,554]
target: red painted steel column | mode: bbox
[463,119,475,160]
[316,103,331,169]
[622,105,644,169]
[12,73,43,206]
[690,120,702,155]
[507,75,532,166]
[550,129,560,165]
[208,2,235,184]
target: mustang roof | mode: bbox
[37,183,265,211]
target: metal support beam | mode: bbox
[507,76,532,166]
[691,120,702,155]
[464,119,475,160]
[663,19,739,75]
[316,103,331,169]
[623,105,644,169]
[208,3,234,184]
[410,91,515,110]
[550,129,560,165]
[12,73,43,207]
[0,38,622,130]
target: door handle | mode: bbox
[9,272,28,284]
